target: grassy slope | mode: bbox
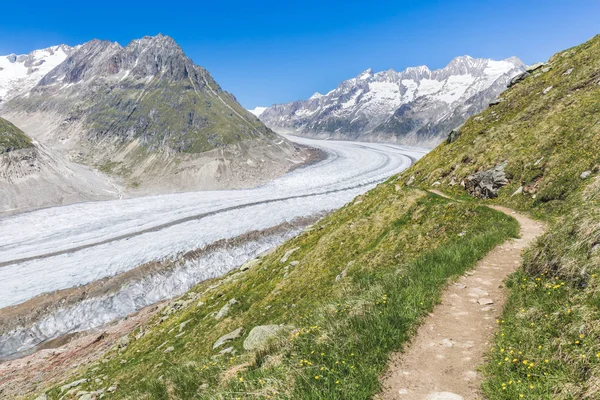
[0,117,32,154]
[33,34,600,400]
[403,35,600,399]
[40,185,517,400]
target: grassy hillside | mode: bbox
[0,117,32,154]
[403,35,600,399]
[28,35,600,400]
[38,185,517,399]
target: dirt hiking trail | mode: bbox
[376,190,545,400]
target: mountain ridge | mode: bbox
[0,35,312,195]
[258,55,525,145]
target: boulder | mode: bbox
[526,62,546,73]
[464,163,509,199]
[507,71,529,88]
[488,98,505,106]
[215,298,237,320]
[581,170,592,179]
[446,129,461,144]
[240,258,260,271]
[213,327,243,349]
[243,325,293,351]
[60,379,88,393]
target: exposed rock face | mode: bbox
[258,56,525,145]
[507,71,530,88]
[446,129,461,144]
[1,35,310,193]
[0,117,119,213]
[464,163,509,199]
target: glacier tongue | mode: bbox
[0,136,426,358]
[0,228,300,358]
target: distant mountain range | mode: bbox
[254,56,525,145]
[0,35,310,206]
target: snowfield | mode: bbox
[0,136,425,356]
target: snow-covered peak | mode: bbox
[309,92,323,100]
[357,68,374,80]
[249,106,267,117]
[259,54,525,143]
[0,44,72,102]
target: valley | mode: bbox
[0,135,424,359]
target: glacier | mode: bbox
[0,136,425,357]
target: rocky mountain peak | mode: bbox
[258,54,525,145]
[35,34,201,87]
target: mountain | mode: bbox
[10,33,600,400]
[0,117,119,213]
[0,35,311,193]
[249,106,267,117]
[258,56,525,145]
[0,45,73,103]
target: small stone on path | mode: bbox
[427,392,464,400]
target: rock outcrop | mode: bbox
[243,325,293,351]
[464,163,509,199]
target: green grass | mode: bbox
[26,32,600,400]
[397,34,600,399]
[37,186,517,400]
[0,117,32,153]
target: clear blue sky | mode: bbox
[0,0,598,109]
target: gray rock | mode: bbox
[406,175,415,186]
[511,186,523,197]
[60,379,88,393]
[117,335,130,349]
[243,325,293,351]
[489,97,505,106]
[464,162,509,199]
[563,68,574,76]
[426,392,464,400]
[240,258,260,271]
[289,260,300,267]
[507,71,529,87]
[179,319,191,332]
[215,298,237,320]
[446,128,461,144]
[213,327,243,349]
[280,247,300,263]
[542,86,553,94]
[34,394,48,400]
[219,346,235,354]
[526,62,546,73]
[581,170,592,179]
[164,346,175,353]
[336,260,355,281]
[107,386,117,392]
